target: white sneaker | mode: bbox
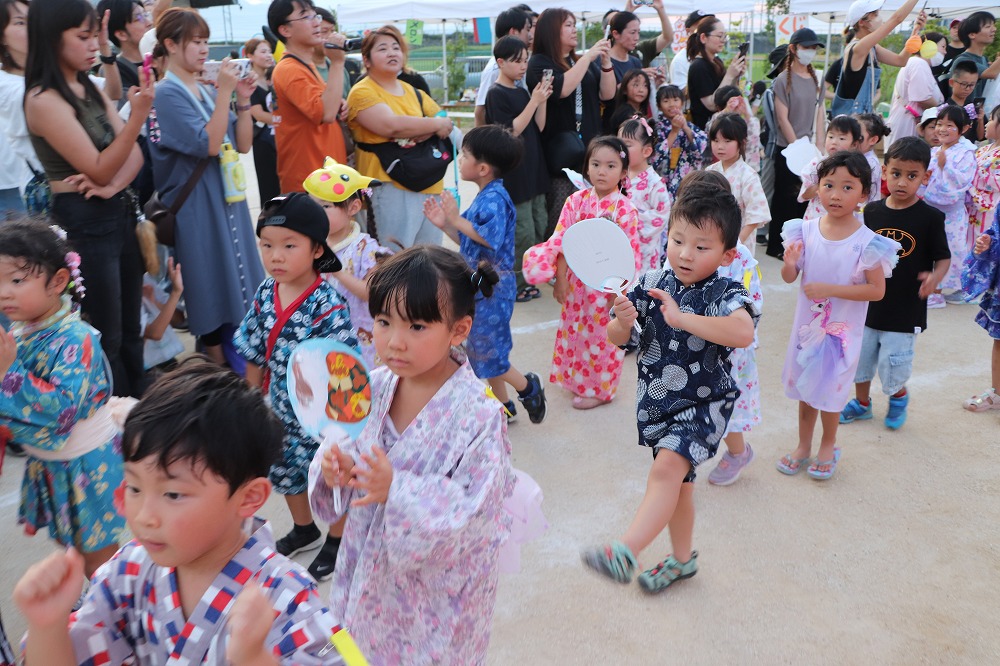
[927,293,946,309]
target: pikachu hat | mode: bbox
[303,157,382,203]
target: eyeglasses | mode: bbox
[707,32,727,39]
[131,10,151,24]
[287,13,320,24]
[952,80,976,90]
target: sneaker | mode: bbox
[707,443,755,486]
[518,372,547,424]
[885,393,909,430]
[581,541,637,583]
[307,536,340,582]
[943,290,968,304]
[964,388,1000,412]
[927,293,946,309]
[503,400,517,423]
[274,524,323,557]
[637,551,698,594]
[839,399,873,424]
[5,442,26,457]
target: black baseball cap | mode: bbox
[767,44,788,79]
[256,193,342,273]
[790,28,824,48]
[685,10,714,29]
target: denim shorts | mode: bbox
[853,327,916,396]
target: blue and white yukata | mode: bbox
[66,518,350,664]
[0,297,126,552]
[617,270,759,481]
[235,277,358,495]
[459,179,517,380]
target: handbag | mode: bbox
[830,45,878,118]
[24,161,52,216]
[543,83,585,176]
[143,159,210,246]
[356,88,453,192]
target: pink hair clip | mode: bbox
[633,115,654,136]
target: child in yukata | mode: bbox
[13,363,356,664]
[308,246,518,665]
[235,194,359,583]
[652,85,707,198]
[798,115,864,221]
[582,181,759,592]
[424,125,547,424]
[305,157,392,368]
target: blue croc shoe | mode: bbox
[839,399,873,424]
[885,393,909,430]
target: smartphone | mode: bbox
[738,42,749,58]
[141,52,153,81]
[231,58,252,79]
[974,96,986,109]
[633,0,654,5]
[201,60,221,84]
[604,24,611,41]
[542,68,554,84]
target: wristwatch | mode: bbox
[99,53,117,65]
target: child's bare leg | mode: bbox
[285,492,314,526]
[489,368,528,404]
[723,431,746,456]
[855,381,872,404]
[82,544,119,579]
[620,451,689,556]
[813,411,841,472]
[328,514,346,538]
[992,340,1000,390]
[666,482,696,562]
[791,401,818,458]
[202,344,226,366]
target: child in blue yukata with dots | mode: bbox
[582,179,758,592]
[14,362,355,664]
[234,194,359,582]
[962,207,1000,412]
[424,125,547,424]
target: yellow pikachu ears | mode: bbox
[303,157,382,203]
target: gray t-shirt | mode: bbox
[771,70,820,148]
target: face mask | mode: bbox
[796,48,817,66]
[929,52,945,68]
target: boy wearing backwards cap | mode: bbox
[304,157,391,368]
[235,193,360,581]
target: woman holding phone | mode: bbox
[685,16,746,130]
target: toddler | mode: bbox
[707,113,770,255]
[617,116,670,270]
[798,114,863,220]
[651,85,707,197]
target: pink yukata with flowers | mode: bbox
[308,350,514,666]
[65,518,347,664]
[522,188,642,402]
[628,166,671,270]
[923,138,977,290]
[968,142,1000,234]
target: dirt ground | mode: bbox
[2,159,998,664]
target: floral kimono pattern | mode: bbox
[924,138,977,291]
[651,113,708,198]
[968,143,1000,235]
[707,158,770,256]
[308,350,514,665]
[521,189,642,401]
[628,166,671,271]
[234,277,358,494]
[717,243,763,433]
[67,518,348,664]
[0,298,125,552]
[324,223,391,368]
[962,208,1000,339]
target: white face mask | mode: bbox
[796,48,818,66]
[929,52,945,68]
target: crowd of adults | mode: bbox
[0,0,998,396]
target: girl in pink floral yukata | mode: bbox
[523,136,641,410]
[307,246,518,665]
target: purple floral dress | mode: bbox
[923,138,978,290]
[308,349,514,665]
[0,298,125,552]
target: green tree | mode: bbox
[764,0,790,38]
[446,31,467,102]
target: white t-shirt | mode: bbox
[670,55,690,90]
[0,70,33,189]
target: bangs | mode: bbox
[368,250,446,323]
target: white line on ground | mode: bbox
[0,491,19,509]
[511,319,560,336]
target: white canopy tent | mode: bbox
[789,1,984,22]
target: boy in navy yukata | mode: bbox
[235,193,359,582]
[583,178,759,593]
[13,363,356,664]
[423,125,547,424]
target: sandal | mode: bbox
[572,395,612,410]
[527,286,541,299]
[807,448,842,481]
[964,389,1000,412]
[776,454,810,475]
[581,541,637,583]
[516,287,534,303]
[637,551,699,593]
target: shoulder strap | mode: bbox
[414,86,428,118]
[281,52,324,84]
[170,159,211,215]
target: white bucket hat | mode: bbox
[846,0,884,28]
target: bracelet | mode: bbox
[99,53,117,65]
[236,103,252,112]
[601,65,613,72]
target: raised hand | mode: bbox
[974,233,992,255]
[784,240,803,268]
[167,257,184,294]
[422,197,448,229]
[350,445,393,506]
[648,288,684,328]
[13,548,86,630]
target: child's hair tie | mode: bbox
[49,224,68,241]
[964,103,977,120]
[619,149,627,159]
[633,115,653,136]
[471,270,483,292]
[65,251,86,300]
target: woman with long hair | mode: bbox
[527,7,615,234]
[24,0,153,396]
[685,16,746,130]
[831,0,925,116]
[766,28,824,258]
[147,8,264,367]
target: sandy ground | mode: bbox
[2,154,999,664]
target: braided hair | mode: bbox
[784,43,819,94]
